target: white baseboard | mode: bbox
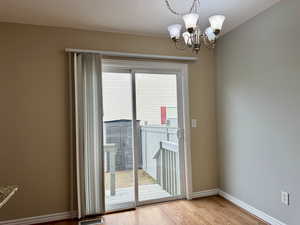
[190,188,219,199]
[0,211,76,225]
[219,190,287,225]
[1,191,287,225]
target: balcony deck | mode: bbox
[105,169,171,210]
[105,169,156,189]
[105,184,171,206]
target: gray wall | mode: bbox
[216,0,300,224]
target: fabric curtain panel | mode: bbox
[71,53,105,218]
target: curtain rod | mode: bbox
[65,48,197,61]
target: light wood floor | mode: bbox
[40,196,268,225]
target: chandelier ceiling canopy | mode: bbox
[165,0,226,54]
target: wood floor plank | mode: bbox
[38,196,268,225]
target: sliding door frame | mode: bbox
[132,69,186,207]
[102,59,193,212]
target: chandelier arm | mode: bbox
[202,35,216,49]
[165,0,199,16]
[174,40,188,51]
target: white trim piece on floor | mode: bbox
[190,189,220,199]
[0,211,76,225]
[219,190,287,225]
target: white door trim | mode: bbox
[180,64,193,200]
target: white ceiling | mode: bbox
[0,0,279,36]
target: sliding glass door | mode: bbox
[102,72,135,211]
[101,61,185,212]
[136,73,182,203]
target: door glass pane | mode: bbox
[102,72,135,211]
[135,73,181,202]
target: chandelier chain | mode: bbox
[165,0,200,16]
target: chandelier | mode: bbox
[166,0,226,53]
